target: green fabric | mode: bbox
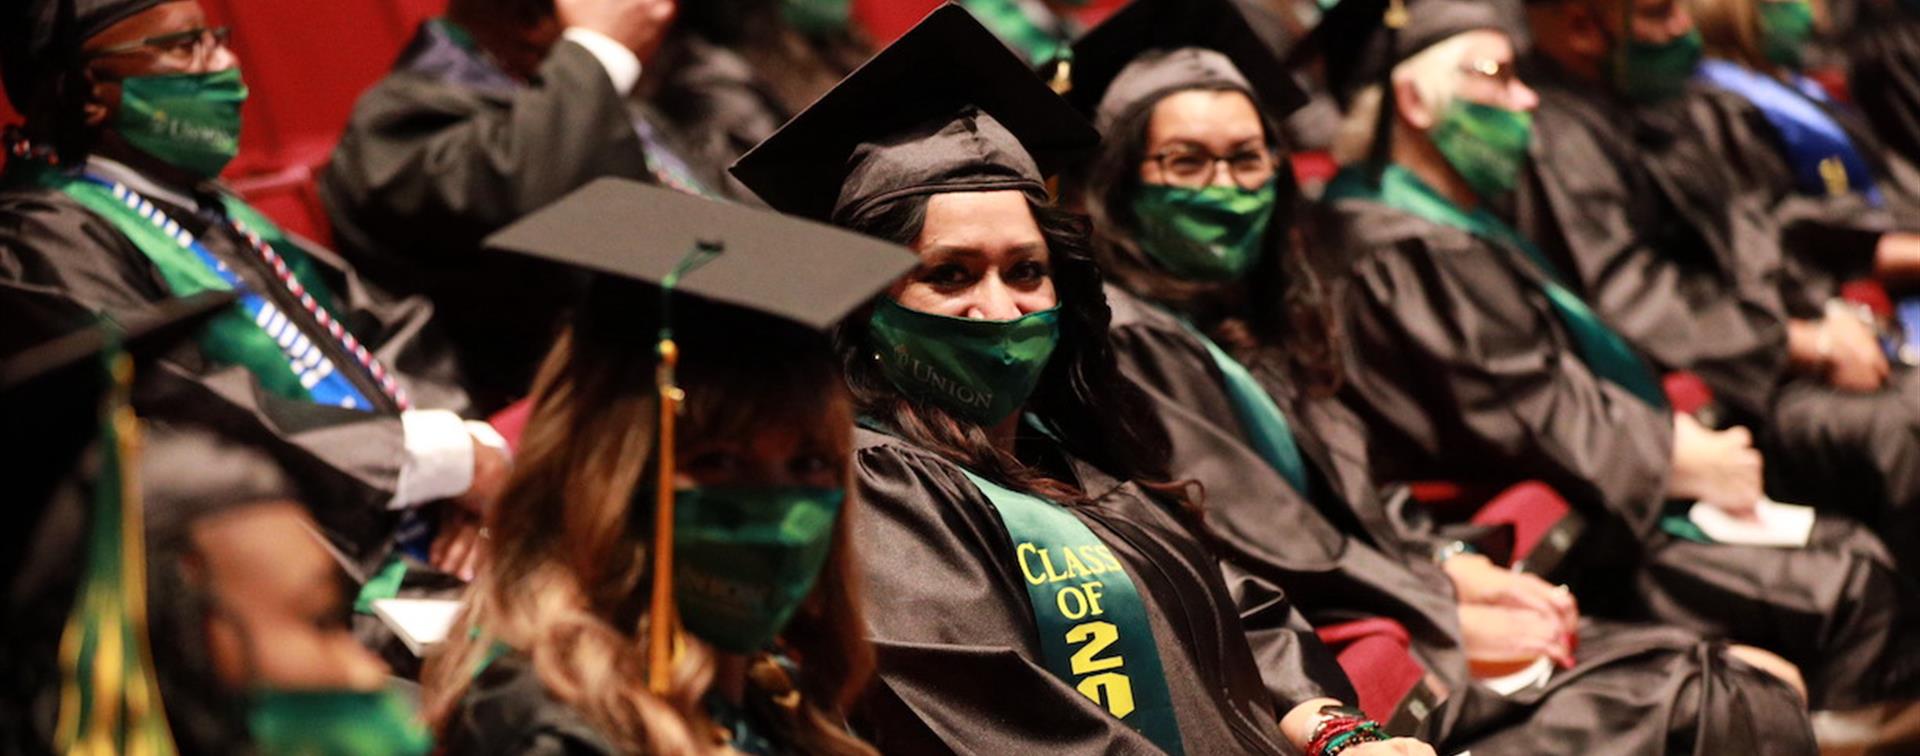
[352,558,408,615]
[868,299,1061,426]
[247,687,432,756]
[1169,318,1314,496]
[44,174,317,403]
[1131,180,1277,281]
[56,334,179,755]
[430,17,476,52]
[1760,1,1815,70]
[667,487,844,653]
[43,173,347,405]
[1614,28,1705,103]
[1659,502,1715,543]
[1429,100,1533,200]
[781,0,852,35]
[960,0,1071,64]
[116,68,248,179]
[955,469,1185,754]
[1325,165,1669,410]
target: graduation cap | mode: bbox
[2,0,167,111]
[1062,0,1312,134]
[0,290,233,756]
[485,177,914,691]
[1287,0,1506,179]
[728,3,1100,224]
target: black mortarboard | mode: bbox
[484,177,916,337]
[1,0,168,111]
[728,3,1100,224]
[1293,0,1507,109]
[1063,0,1311,134]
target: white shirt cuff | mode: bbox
[562,27,642,95]
[394,409,476,509]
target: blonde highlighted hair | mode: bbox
[423,318,875,755]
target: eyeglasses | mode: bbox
[1145,145,1278,190]
[1460,58,1522,89]
[85,26,231,60]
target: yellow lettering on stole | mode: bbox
[1066,620,1135,718]
[1058,547,1093,581]
[1016,543,1047,585]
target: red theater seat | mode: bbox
[1316,618,1426,724]
[1468,481,1572,566]
[1662,371,1715,418]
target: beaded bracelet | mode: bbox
[1307,716,1388,756]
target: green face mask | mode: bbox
[867,298,1062,426]
[1760,0,1815,69]
[248,687,432,756]
[1429,100,1534,200]
[115,68,248,179]
[1130,180,1278,282]
[1614,28,1705,103]
[782,0,852,35]
[668,486,845,654]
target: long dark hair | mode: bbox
[1067,85,1343,395]
[835,194,1196,512]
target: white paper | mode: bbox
[371,598,463,657]
[1688,499,1816,548]
[1480,655,1554,697]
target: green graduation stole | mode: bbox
[1167,317,1314,497]
[40,172,346,405]
[1325,166,1669,410]
[955,468,1186,754]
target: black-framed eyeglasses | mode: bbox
[1145,145,1279,190]
[85,26,231,60]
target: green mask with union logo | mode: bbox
[1429,100,1534,200]
[1613,28,1704,103]
[115,67,248,179]
[665,486,845,654]
[867,298,1061,426]
[1130,180,1277,282]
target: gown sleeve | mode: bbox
[320,40,652,252]
[1326,217,1674,566]
[849,438,1173,754]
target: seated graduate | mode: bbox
[732,8,1432,755]
[422,180,899,755]
[321,0,696,411]
[1,300,432,756]
[647,0,872,198]
[1057,0,1821,752]
[0,0,507,599]
[1305,0,1920,713]
[1519,0,1920,625]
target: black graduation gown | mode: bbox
[1518,59,1920,575]
[1846,8,1920,177]
[1104,285,1817,754]
[851,427,1332,755]
[321,22,702,411]
[0,179,471,578]
[442,655,621,756]
[1317,192,1920,709]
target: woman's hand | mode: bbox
[1342,739,1438,755]
[1442,552,1578,631]
[1459,604,1575,671]
[1667,414,1763,516]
